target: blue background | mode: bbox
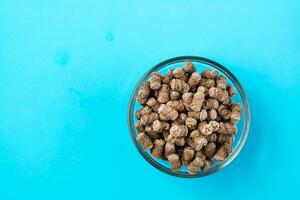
[0,0,299,199]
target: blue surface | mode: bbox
[0,0,299,199]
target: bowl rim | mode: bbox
[128,56,250,178]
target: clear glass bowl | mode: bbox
[128,56,250,178]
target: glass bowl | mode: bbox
[128,56,250,178]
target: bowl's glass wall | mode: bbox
[129,56,250,178]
